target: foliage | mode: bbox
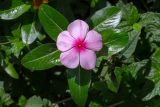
[0,0,160,107]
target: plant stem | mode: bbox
[55,97,72,104]
[109,101,125,107]
[0,42,11,45]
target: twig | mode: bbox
[109,101,124,107]
[55,97,72,104]
[0,42,11,45]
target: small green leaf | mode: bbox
[11,40,24,58]
[21,43,61,70]
[2,93,14,106]
[18,96,27,107]
[0,4,31,20]
[90,6,122,32]
[67,68,91,107]
[133,23,142,31]
[38,4,68,40]
[89,101,102,107]
[101,29,128,57]
[4,60,19,79]
[25,96,43,107]
[21,22,40,45]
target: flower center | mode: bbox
[74,38,86,52]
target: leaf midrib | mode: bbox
[104,36,128,45]
[23,50,58,64]
[40,7,63,32]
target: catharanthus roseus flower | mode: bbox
[56,20,102,70]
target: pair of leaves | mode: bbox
[21,4,68,70]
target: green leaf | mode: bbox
[141,12,160,43]
[21,43,61,70]
[2,93,14,106]
[89,101,102,107]
[25,96,43,107]
[119,30,140,58]
[105,67,122,93]
[0,4,31,20]
[18,96,27,107]
[4,60,19,79]
[90,6,122,32]
[21,22,40,45]
[117,2,139,25]
[143,48,160,101]
[67,68,91,107]
[122,60,148,80]
[0,81,5,97]
[101,29,128,57]
[38,4,68,41]
[11,40,24,58]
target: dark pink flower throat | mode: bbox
[74,38,86,52]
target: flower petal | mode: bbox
[80,49,96,70]
[57,31,74,52]
[85,30,102,51]
[60,48,79,69]
[68,20,89,40]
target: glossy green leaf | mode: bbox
[119,30,140,58]
[90,6,122,32]
[4,61,19,79]
[21,43,61,70]
[101,29,128,57]
[21,22,40,45]
[0,4,31,20]
[38,4,68,40]
[67,68,91,107]
[141,12,160,43]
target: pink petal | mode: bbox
[80,49,96,70]
[57,31,74,52]
[85,30,103,51]
[60,48,79,69]
[67,20,89,40]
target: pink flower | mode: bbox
[56,20,102,70]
